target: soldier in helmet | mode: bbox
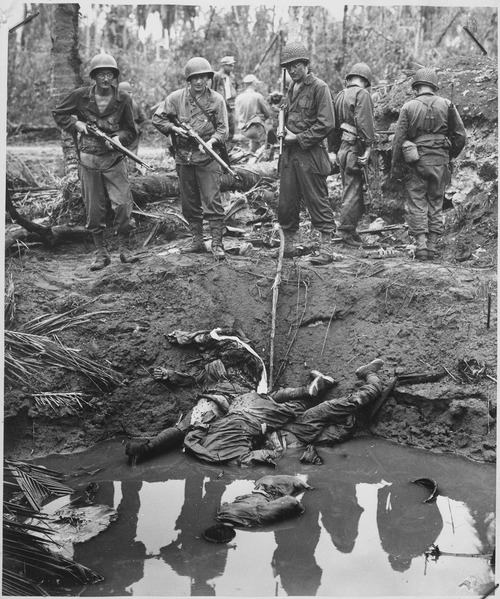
[234,74,272,152]
[276,41,336,260]
[52,53,139,270]
[391,68,466,260]
[118,81,147,159]
[152,57,228,259]
[330,62,375,247]
[212,56,238,142]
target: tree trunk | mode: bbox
[50,4,83,175]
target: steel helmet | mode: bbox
[346,62,372,87]
[281,42,310,66]
[412,68,439,91]
[185,57,214,80]
[220,56,236,65]
[242,74,257,84]
[118,81,132,93]
[89,53,119,79]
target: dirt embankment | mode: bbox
[4,54,497,464]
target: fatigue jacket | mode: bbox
[152,86,228,166]
[392,92,466,166]
[52,84,136,155]
[235,89,272,130]
[330,83,375,153]
[285,72,335,150]
[213,70,238,108]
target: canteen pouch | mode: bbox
[402,140,420,164]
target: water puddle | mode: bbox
[36,437,495,597]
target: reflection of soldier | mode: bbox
[159,475,229,595]
[73,481,146,594]
[320,481,364,553]
[272,507,323,595]
[377,482,443,572]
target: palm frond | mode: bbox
[4,330,122,390]
[4,272,16,329]
[21,308,113,336]
[2,569,49,596]
[33,392,91,412]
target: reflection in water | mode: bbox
[377,482,443,572]
[38,439,494,597]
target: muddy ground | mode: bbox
[4,55,498,465]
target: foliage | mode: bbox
[3,460,103,596]
[7,4,498,127]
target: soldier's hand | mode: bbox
[75,120,88,135]
[111,136,123,147]
[172,125,189,138]
[357,147,371,166]
[283,127,297,145]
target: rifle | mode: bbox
[361,163,373,215]
[277,69,287,156]
[87,124,154,171]
[166,113,237,177]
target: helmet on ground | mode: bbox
[118,81,132,93]
[89,53,119,79]
[184,57,214,80]
[242,74,257,84]
[412,68,439,91]
[281,42,310,66]
[346,62,372,87]
[220,56,236,65]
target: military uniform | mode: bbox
[392,68,466,258]
[279,73,336,235]
[52,54,138,269]
[213,56,238,140]
[235,75,272,152]
[331,65,375,238]
[152,57,228,258]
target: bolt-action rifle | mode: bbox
[277,68,287,156]
[166,113,237,178]
[87,124,154,171]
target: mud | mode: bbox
[4,55,497,466]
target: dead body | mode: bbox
[126,360,384,466]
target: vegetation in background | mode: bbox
[7,4,497,127]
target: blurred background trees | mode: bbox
[7,3,498,127]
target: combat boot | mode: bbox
[415,233,429,261]
[119,233,140,264]
[181,220,207,254]
[340,230,363,247]
[427,232,439,259]
[90,231,111,271]
[270,230,297,259]
[209,220,226,260]
[355,358,385,379]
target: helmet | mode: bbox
[412,68,439,91]
[281,42,310,66]
[184,57,214,80]
[220,55,236,65]
[242,74,257,84]
[89,53,119,79]
[346,62,372,86]
[118,81,132,93]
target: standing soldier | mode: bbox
[391,68,466,260]
[276,42,336,259]
[331,62,375,247]
[235,74,272,153]
[152,57,228,259]
[52,53,139,270]
[118,81,147,157]
[213,56,238,142]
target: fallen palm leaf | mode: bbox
[4,271,16,328]
[20,308,112,336]
[4,330,122,389]
[33,392,91,411]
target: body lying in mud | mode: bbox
[125,358,385,466]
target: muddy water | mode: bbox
[37,437,495,597]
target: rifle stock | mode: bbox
[166,113,237,177]
[87,124,154,171]
[361,164,373,214]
